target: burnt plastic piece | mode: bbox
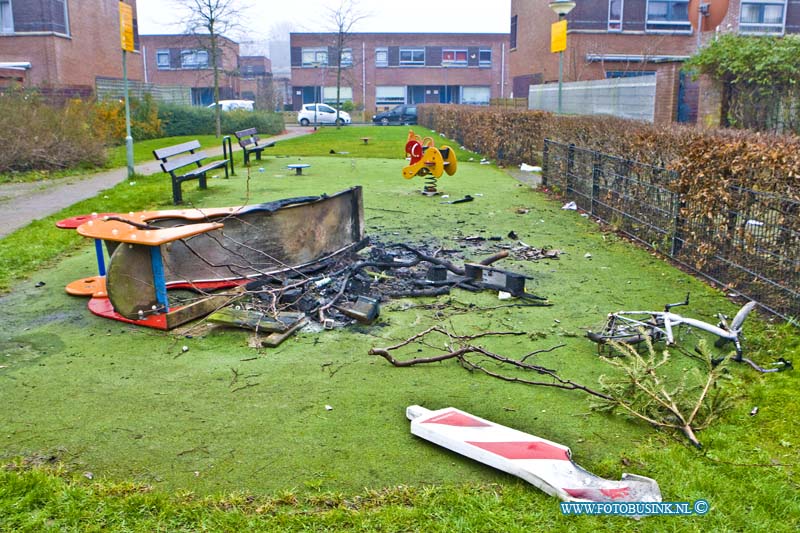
[426,265,449,282]
[463,263,529,296]
[337,296,380,324]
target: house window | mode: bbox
[646,0,690,32]
[302,47,328,67]
[740,1,787,34]
[339,48,353,67]
[605,70,656,78]
[399,48,425,66]
[376,86,405,107]
[0,0,13,33]
[54,0,68,34]
[156,50,170,69]
[181,49,208,69]
[442,49,468,66]
[479,49,491,67]
[461,86,491,105]
[375,47,388,67]
[510,15,517,49]
[609,0,623,32]
[322,86,353,104]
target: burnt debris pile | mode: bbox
[204,239,557,345]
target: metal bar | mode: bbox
[149,247,169,313]
[222,135,235,176]
[94,239,106,276]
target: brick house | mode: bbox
[0,0,143,95]
[508,0,800,124]
[239,55,274,107]
[140,34,243,106]
[290,32,511,113]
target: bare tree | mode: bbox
[176,0,248,137]
[326,0,368,127]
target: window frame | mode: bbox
[180,49,209,69]
[301,47,329,67]
[608,0,624,32]
[645,0,691,33]
[739,0,787,35]
[399,48,425,66]
[339,48,353,67]
[322,86,353,104]
[461,86,491,106]
[375,85,406,107]
[0,0,13,34]
[478,49,492,67]
[375,47,388,67]
[510,15,518,49]
[442,48,468,66]
[156,49,170,69]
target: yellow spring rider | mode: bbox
[402,130,457,195]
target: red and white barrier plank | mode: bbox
[407,405,661,503]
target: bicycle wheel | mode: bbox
[587,315,661,346]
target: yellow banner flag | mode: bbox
[119,2,135,52]
[551,20,567,53]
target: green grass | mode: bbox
[104,135,226,168]
[271,125,478,162]
[0,127,798,531]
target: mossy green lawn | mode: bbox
[0,126,797,531]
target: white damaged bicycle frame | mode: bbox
[587,294,791,373]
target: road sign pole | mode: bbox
[119,1,135,178]
[123,50,134,178]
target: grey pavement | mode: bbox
[0,126,313,238]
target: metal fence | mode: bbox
[542,139,799,320]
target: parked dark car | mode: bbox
[372,105,417,125]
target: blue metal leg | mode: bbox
[149,246,169,312]
[94,239,107,276]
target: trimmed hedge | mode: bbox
[158,104,285,138]
[418,105,800,202]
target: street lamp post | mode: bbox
[548,0,576,114]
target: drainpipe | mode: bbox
[142,45,149,83]
[362,41,367,116]
[500,43,506,99]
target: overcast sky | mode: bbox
[137,0,512,42]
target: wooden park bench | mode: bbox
[234,127,276,165]
[153,140,229,205]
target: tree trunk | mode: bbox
[211,32,221,138]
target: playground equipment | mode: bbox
[402,130,457,195]
[57,187,365,330]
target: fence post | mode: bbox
[591,150,602,216]
[670,193,685,257]
[542,140,550,187]
[567,143,576,197]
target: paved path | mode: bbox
[0,126,313,238]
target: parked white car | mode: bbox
[297,103,351,126]
[207,100,254,112]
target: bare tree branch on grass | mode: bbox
[369,328,734,448]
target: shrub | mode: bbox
[158,104,284,137]
[684,34,800,134]
[418,105,800,202]
[0,89,107,172]
[90,94,164,145]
